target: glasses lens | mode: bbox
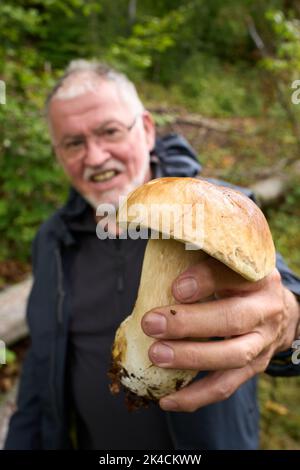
[63,140,85,160]
[100,123,127,143]
[59,116,138,161]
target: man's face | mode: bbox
[48,79,155,209]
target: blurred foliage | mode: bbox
[0,61,67,261]
[259,375,300,449]
[158,55,264,117]
[4,348,17,366]
[0,0,299,268]
[267,181,300,274]
[262,8,300,76]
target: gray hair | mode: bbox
[45,59,144,115]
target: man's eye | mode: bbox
[103,127,122,137]
[65,140,83,149]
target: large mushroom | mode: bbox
[109,177,275,406]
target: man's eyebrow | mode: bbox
[60,133,85,144]
[93,119,123,130]
[59,119,122,144]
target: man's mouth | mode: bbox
[89,170,120,183]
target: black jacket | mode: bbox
[5,134,300,450]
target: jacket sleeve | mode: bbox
[4,233,42,449]
[265,253,300,377]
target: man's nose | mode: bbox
[84,139,110,166]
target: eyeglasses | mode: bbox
[55,114,140,162]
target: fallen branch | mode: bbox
[149,107,238,133]
[208,159,300,206]
[250,175,289,206]
[0,277,31,346]
[174,116,233,133]
[0,381,18,449]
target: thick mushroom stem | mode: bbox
[111,237,207,401]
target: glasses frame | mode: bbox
[54,114,140,162]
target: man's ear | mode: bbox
[142,111,156,151]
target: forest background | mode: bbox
[0,0,300,449]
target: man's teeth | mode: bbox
[91,170,118,182]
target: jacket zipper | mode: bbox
[117,257,124,292]
[115,239,124,293]
[50,247,66,424]
[55,247,65,327]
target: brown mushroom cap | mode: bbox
[118,177,276,282]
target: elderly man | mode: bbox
[5,60,300,450]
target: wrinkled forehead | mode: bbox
[48,75,140,136]
[52,72,138,109]
[54,72,115,99]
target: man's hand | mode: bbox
[141,258,300,412]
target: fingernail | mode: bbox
[160,398,178,411]
[175,277,198,300]
[151,343,174,365]
[143,313,166,335]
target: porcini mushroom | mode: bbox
[110,177,275,405]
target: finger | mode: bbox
[142,292,279,339]
[159,368,253,412]
[172,257,270,303]
[148,331,267,371]
[158,349,272,412]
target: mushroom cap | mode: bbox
[118,177,275,281]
